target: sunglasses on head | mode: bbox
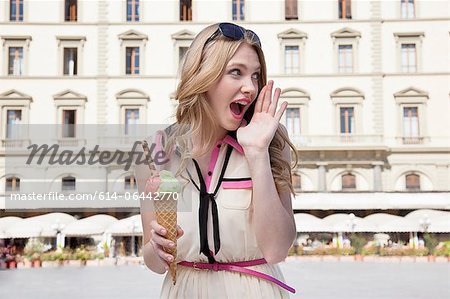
[204,22,261,49]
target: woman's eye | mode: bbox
[230,69,241,75]
[252,73,260,80]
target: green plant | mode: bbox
[362,245,380,256]
[349,234,366,255]
[23,239,45,259]
[434,242,450,257]
[423,233,439,256]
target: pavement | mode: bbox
[0,260,449,299]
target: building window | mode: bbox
[65,0,77,21]
[292,173,301,191]
[403,107,420,143]
[63,48,78,76]
[401,43,416,72]
[62,109,76,138]
[126,47,140,75]
[285,107,301,137]
[8,47,23,76]
[180,0,192,21]
[401,0,415,19]
[0,90,31,146]
[278,29,307,74]
[285,0,298,20]
[342,173,356,190]
[405,173,420,191]
[338,0,351,19]
[125,175,136,190]
[6,109,22,138]
[284,45,300,74]
[179,46,188,65]
[62,176,76,191]
[340,107,354,134]
[10,0,23,21]
[232,0,245,21]
[125,108,139,135]
[338,44,353,73]
[6,177,20,192]
[394,33,423,72]
[127,0,139,21]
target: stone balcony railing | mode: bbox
[290,134,384,148]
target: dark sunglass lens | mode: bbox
[220,23,245,40]
[247,29,261,46]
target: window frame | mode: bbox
[232,0,245,21]
[118,30,148,76]
[341,173,356,191]
[9,0,24,22]
[63,0,79,22]
[331,28,360,74]
[330,88,364,135]
[180,0,192,21]
[405,173,420,191]
[53,90,87,141]
[400,0,416,19]
[1,36,32,76]
[115,89,149,131]
[394,32,424,73]
[171,30,194,74]
[277,29,307,75]
[125,0,141,22]
[285,0,298,20]
[279,88,310,146]
[394,87,429,145]
[56,36,86,76]
[0,89,32,145]
[338,0,352,20]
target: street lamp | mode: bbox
[52,219,66,250]
[419,214,431,232]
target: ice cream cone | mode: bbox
[149,170,181,285]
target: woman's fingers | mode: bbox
[275,101,288,121]
[254,85,266,113]
[150,220,167,236]
[150,239,174,264]
[151,229,176,249]
[176,224,184,239]
[261,80,273,112]
[268,87,281,116]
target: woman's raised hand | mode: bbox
[149,220,184,270]
[237,80,287,155]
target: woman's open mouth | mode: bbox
[229,99,249,120]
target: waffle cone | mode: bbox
[154,197,177,285]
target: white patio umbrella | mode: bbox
[355,214,403,233]
[0,216,22,238]
[294,213,328,232]
[378,217,421,232]
[106,215,142,236]
[428,216,450,233]
[63,214,118,237]
[5,213,76,238]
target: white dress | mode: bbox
[150,131,291,299]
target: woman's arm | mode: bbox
[247,138,297,264]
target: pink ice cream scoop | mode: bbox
[145,175,161,193]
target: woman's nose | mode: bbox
[241,77,257,99]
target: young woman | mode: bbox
[135,22,299,298]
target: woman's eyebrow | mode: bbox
[228,62,261,71]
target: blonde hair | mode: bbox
[162,23,299,195]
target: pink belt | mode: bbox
[178,258,296,294]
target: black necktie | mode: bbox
[188,145,233,263]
